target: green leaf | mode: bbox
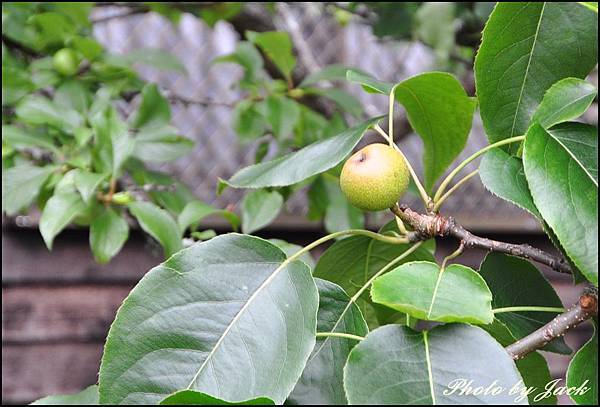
[415,2,456,62]
[30,385,99,405]
[90,207,129,264]
[371,261,494,324]
[481,320,557,405]
[54,80,91,112]
[198,2,243,27]
[475,2,598,151]
[314,221,434,298]
[532,78,597,129]
[73,170,107,204]
[120,48,186,73]
[15,95,82,133]
[247,31,296,80]
[128,201,183,258]
[567,324,598,405]
[322,176,363,234]
[288,279,368,405]
[392,72,477,191]
[346,69,394,94]
[303,87,363,118]
[133,125,193,163]
[344,324,525,405]
[232,100,267,141]
[69,36,104,60]
[300,64,363,87]
[98,234,318,405]
[2,164,56,216]
[578,2,598,12]
[224,117,381,189]
[264,95,300,139]
[178,200,240,234]
[523,123,598,285]
[160,390,274,405]
[39,192,87,249]
[349,71,477,190]
[479,148,541,218]
[1,125,58,153]
[479,252,570,354]
[241,189,283,234]
[267,239,315,269]
[213,42,264,86]
[130,83,171,129]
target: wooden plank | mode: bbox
[2,343,102,405]
[2,228,161,284]
[2,286,131,343]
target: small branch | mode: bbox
[505,288,598,360]
[390,205,573,275]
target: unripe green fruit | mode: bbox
[340,143,410,211]
[112,191,134,205]
[53,48,80,76]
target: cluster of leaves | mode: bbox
[2,2,239,262]
[31,2,598,406]
[214,29,371,234]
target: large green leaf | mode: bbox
[475,2,598,150]
[90,207,129,264]
[348,71,476,190]
[128,201,183,258]
[344,324,526,405]
[30,385,99,405]
[247,31,296,80]
[288,279,368,405]
[479,148,541,218]
[222,117,381,189]
[241,189,283,234]
[567,324,598,405]
[479,252,570,354]
[314,221,434,297]
[392,72,477,190]
[532,78,597,129]
[523,123,598,285]
[98,234,318,405]
[39,192,87,249]
[371,261,494,324]
[2,163,56,216]
[160,390,274,405]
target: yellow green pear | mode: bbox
[340,143,410,211]
[53,48,80,76]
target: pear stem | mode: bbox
[432,169,479,212]
[433,136,525,205]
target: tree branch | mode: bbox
[505,288,598,360]
[390,205,573,275]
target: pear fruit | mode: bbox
[53,48,80,76]
[340,143,409,211]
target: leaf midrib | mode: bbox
[509,2,547,138]
[186,256,296,390]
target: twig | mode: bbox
[390,205,573,275]
[505,288,598,360]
